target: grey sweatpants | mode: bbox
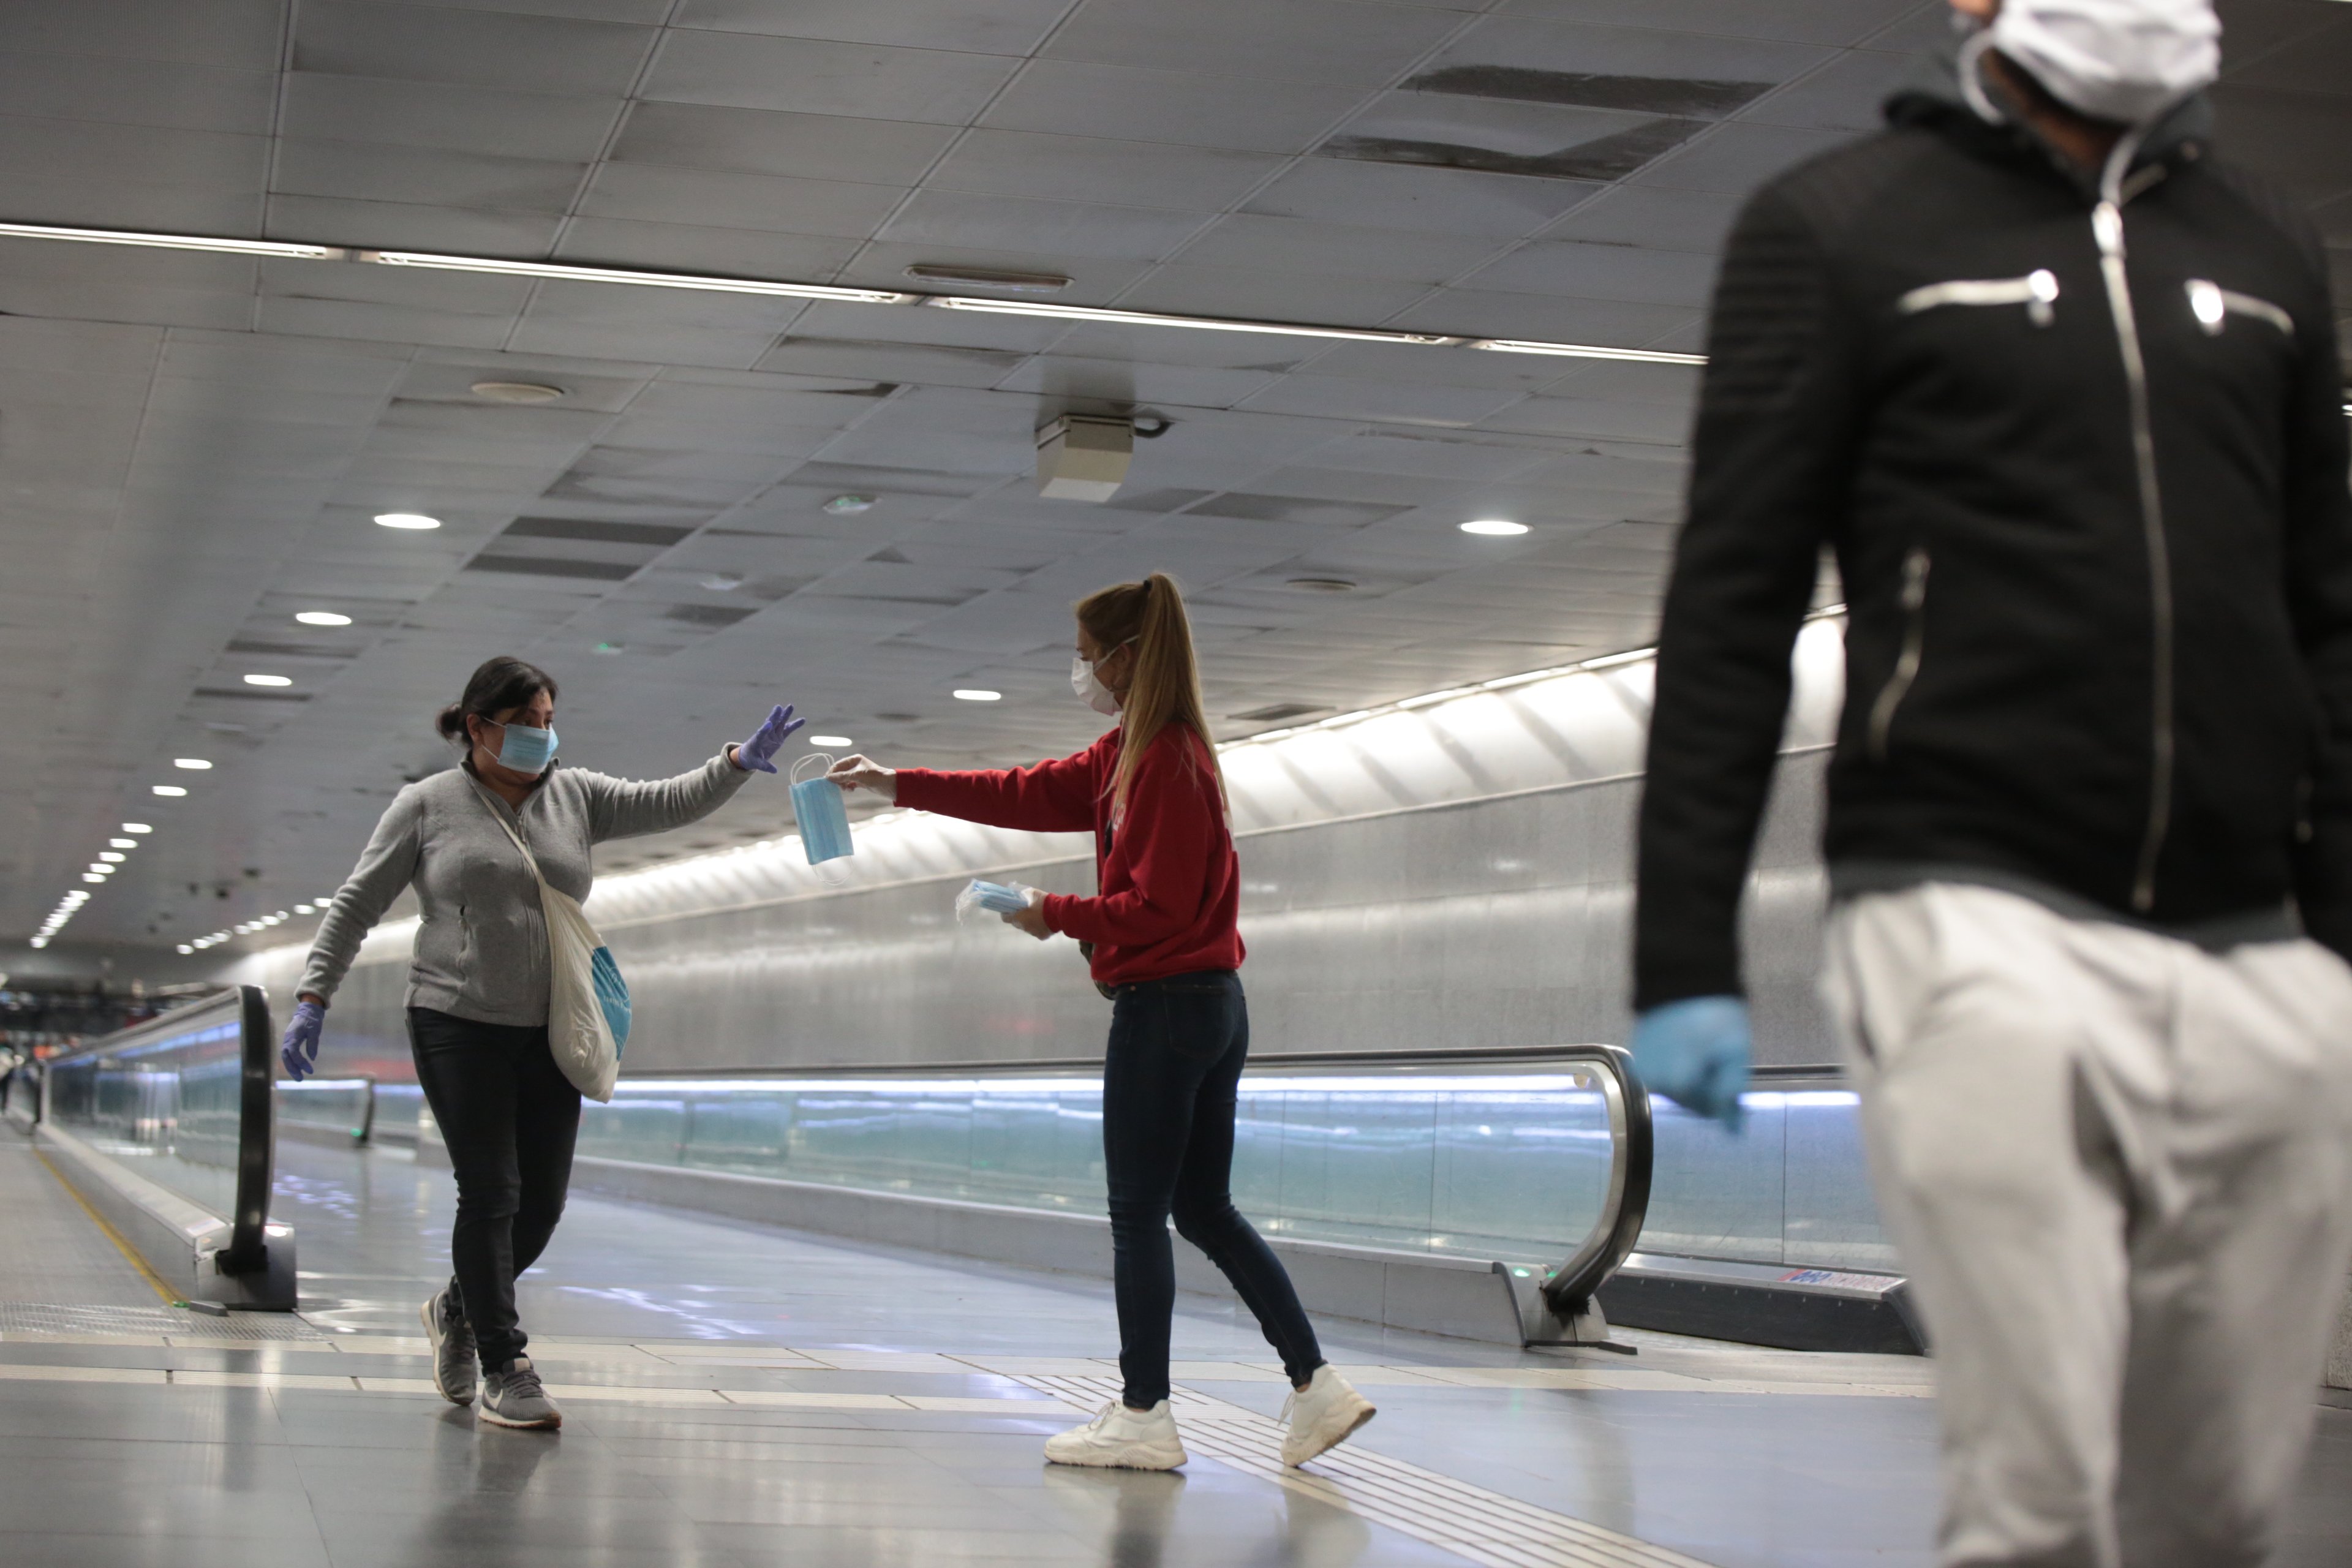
[1823,883,2352,1568]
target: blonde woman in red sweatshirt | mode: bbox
[829,573,1375,1472]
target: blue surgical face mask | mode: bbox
[495,722,557,773]
[791,777,854,865]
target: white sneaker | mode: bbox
[1281,1365,1376,1467]
[1042,1399,1188,1470]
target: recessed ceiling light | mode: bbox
[808,734,854,747]
[295,903,314,914]
[80,873,102,883]
[700,574,744,592]
[243,673,293,687]
[87,864,112,875]
[174,758,213,770]
[109,838,137,850]
[176,944,193,954]
[122,823,152,834]
[469,380,565,404]
[99,853,124,864]
[824,494,876,514]
[374,512,442,530]
[1460,519,1529,537]
[903,263,1072,295]
[1286,576,1358,594]
[594,642,625,655]
[952,689,1002,702]
[153,785,188,797]
[29,937,47,946]
[295,610,352,626]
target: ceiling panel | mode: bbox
[976,61,1371,154]
[641,29,1024,123]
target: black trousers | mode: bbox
[407,1006,581,1370]
[1102,971,1323,1408]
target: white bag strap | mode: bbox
[466,778,549,891]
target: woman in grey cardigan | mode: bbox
[279,655,804,1430]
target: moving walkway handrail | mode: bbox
[617,1042,1653,1316]
[40,985,279,1275]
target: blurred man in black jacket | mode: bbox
[1631,1,2352,1562]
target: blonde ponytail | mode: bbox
[1074,573,1223,820]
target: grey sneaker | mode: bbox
[478,1357,562,1430]
[420,1289,477,1406]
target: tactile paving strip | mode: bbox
[0,1302,329,1341]
[1023,1373,1719,1568]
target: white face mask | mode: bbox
[1983,0,2220,126]
[1071,646,1126,717]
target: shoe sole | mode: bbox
[1043,1442,1187,1471]
[477,1403,562,1431]
[419,1296,475,1407]
[1286,1399,1376,1467]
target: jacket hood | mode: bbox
[1883,20,2212,186]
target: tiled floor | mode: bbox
[1,1133,2347,1566]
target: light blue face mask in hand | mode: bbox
[790,753,854,867]
[497,721,558,772]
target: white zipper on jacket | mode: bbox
[1869,546,1932,763]
[1898,270,2060,326]
[2092,132,2173,913]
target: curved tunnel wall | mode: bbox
[241,620,1847,1079]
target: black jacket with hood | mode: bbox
[1632,48,2352,1011]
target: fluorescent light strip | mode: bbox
[1471,338,1706,366]
[930,295,1454,347]
[363,251,908,304]
[0,221,341,259]
[0,222,1706,364]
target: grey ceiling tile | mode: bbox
[993,356,1285,411]
[926,130,1288,211]
[1742,48,1918,132]
[256,255,533,314]
[1115,265,1433,328]
[0,237,257,293]
[1301,429,1557,478]
[505,317,782,370]
[832,241,1153,309]
[0,279,255,333]
[272,139,587,213]
[753,337,1023,388]
[1388,287,1697,346]
[1453,239,1718,307]
[265,194,565,254]
[1046,0,1464,87]
[554,217,865,281]
[279,72,625,163]
[0,171,261,233]
[1478,394,1692,445]
[1175,214,1502,284]
[366,0,674,18]
[880,190,1212,262]
[578,162,907,239]
[157,330,415,389]
[676,0,1073,55]
[293,2,657,94]
[1427,13,1835,88]
[1540,180,1741,252]
[610,102,957,186]
[0,51,275,135]
[1628,120,1855,193]
[1530,357,1701,406]
[643,30,1022,124]
[1327,89,1708,184]
[1498,0,1924,48]
[1237,375,1526,428]
[0,116,267,192]
[1243,157,1601,236]
[0,0,284,69]
[980,60,1371,155]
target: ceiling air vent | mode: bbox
[1229,702,1332,723]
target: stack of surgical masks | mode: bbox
[790,755,854,883]
[955,879,1034,924]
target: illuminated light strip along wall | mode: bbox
[0,221,1705,369]
[255,616,1849,976]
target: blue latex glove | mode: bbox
[1629,995,1751,1132]
[281,999,325,1082]
[734,704,805,774]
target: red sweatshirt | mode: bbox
[894,724,1242,986]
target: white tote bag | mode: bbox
[472,786,627,1102]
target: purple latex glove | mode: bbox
[281,999,325,1081]
[734,704,806,774]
